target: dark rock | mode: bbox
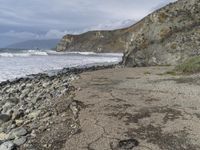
[12,109,24,120]
[0,114,11,123]
[118,139,139,150]
[8,127,27,140]
[13,136,27,146]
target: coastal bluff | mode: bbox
[123,0,200,67]
[56,28,133,53]
[57,0,200,67]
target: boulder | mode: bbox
[8,127,27,140]
[0,114,11,124]
[13,136,26,146]
[0,141,15,150]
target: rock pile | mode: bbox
[0,65,115,149]
[0,69,79,149]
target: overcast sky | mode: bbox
[0,0,176,47]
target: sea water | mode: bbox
[0,49,123,82]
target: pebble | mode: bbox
[12,109,24,120]
[28,110,41,120]
[13,136,27,146]
[15,120,24,126]
[118,139,139,149]
[0,132,8,141]
[0,141,15,150]
[8,127,27,140]
[0,114,11,124]
[0,66,105,147]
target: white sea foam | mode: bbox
[0,49,122,82]
[0,49,123,58]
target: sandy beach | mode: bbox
[63,66,200,150]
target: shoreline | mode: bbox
[0,50,123,83]
[1,65,200,149]
[0,63,118,85]
[0,64,118,149]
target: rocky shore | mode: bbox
[1,65,200,150]
[0,65,116,150]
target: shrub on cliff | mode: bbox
[175,56,200,74]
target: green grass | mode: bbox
[165,71,177,76]
[157,70,177,76]
[175,56,200,74]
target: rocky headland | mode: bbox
[56,29,131,53]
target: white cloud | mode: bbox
[86,19,136,31]
[44,30,68,39]
[1,30,70,40]
[1,30,39,39]
[0,0,178,46]
[0,0,177,29]
[1,18,137,41]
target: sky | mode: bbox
[0,0,176,47]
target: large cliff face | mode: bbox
[56,29,128,53]
[123,0,200,66]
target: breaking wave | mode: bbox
[0,50,48,57]
[0,50,122,82]
[0,49,123,57]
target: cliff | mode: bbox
[57,0,200,66]
[57,28,129,53]
[123,0,200,66]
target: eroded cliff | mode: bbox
[56,28,131,53]
[123,0,200,66]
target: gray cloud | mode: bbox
[0,0,177,47]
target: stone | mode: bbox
[31,130,36,137]
[118,139,139,149]
[0,141,15,150]
[12,109,24,120]
[13,136,26,146]
[110,139,139,150]
[7,98,19,104]
[8,127,27,140]
[27,110,41,120]
[0,132,8,141]
[15,120,24,126]
[0,114,11,124]
[6,124,16,133]
[70,102,79,119]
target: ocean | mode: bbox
[0,49,123,82]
